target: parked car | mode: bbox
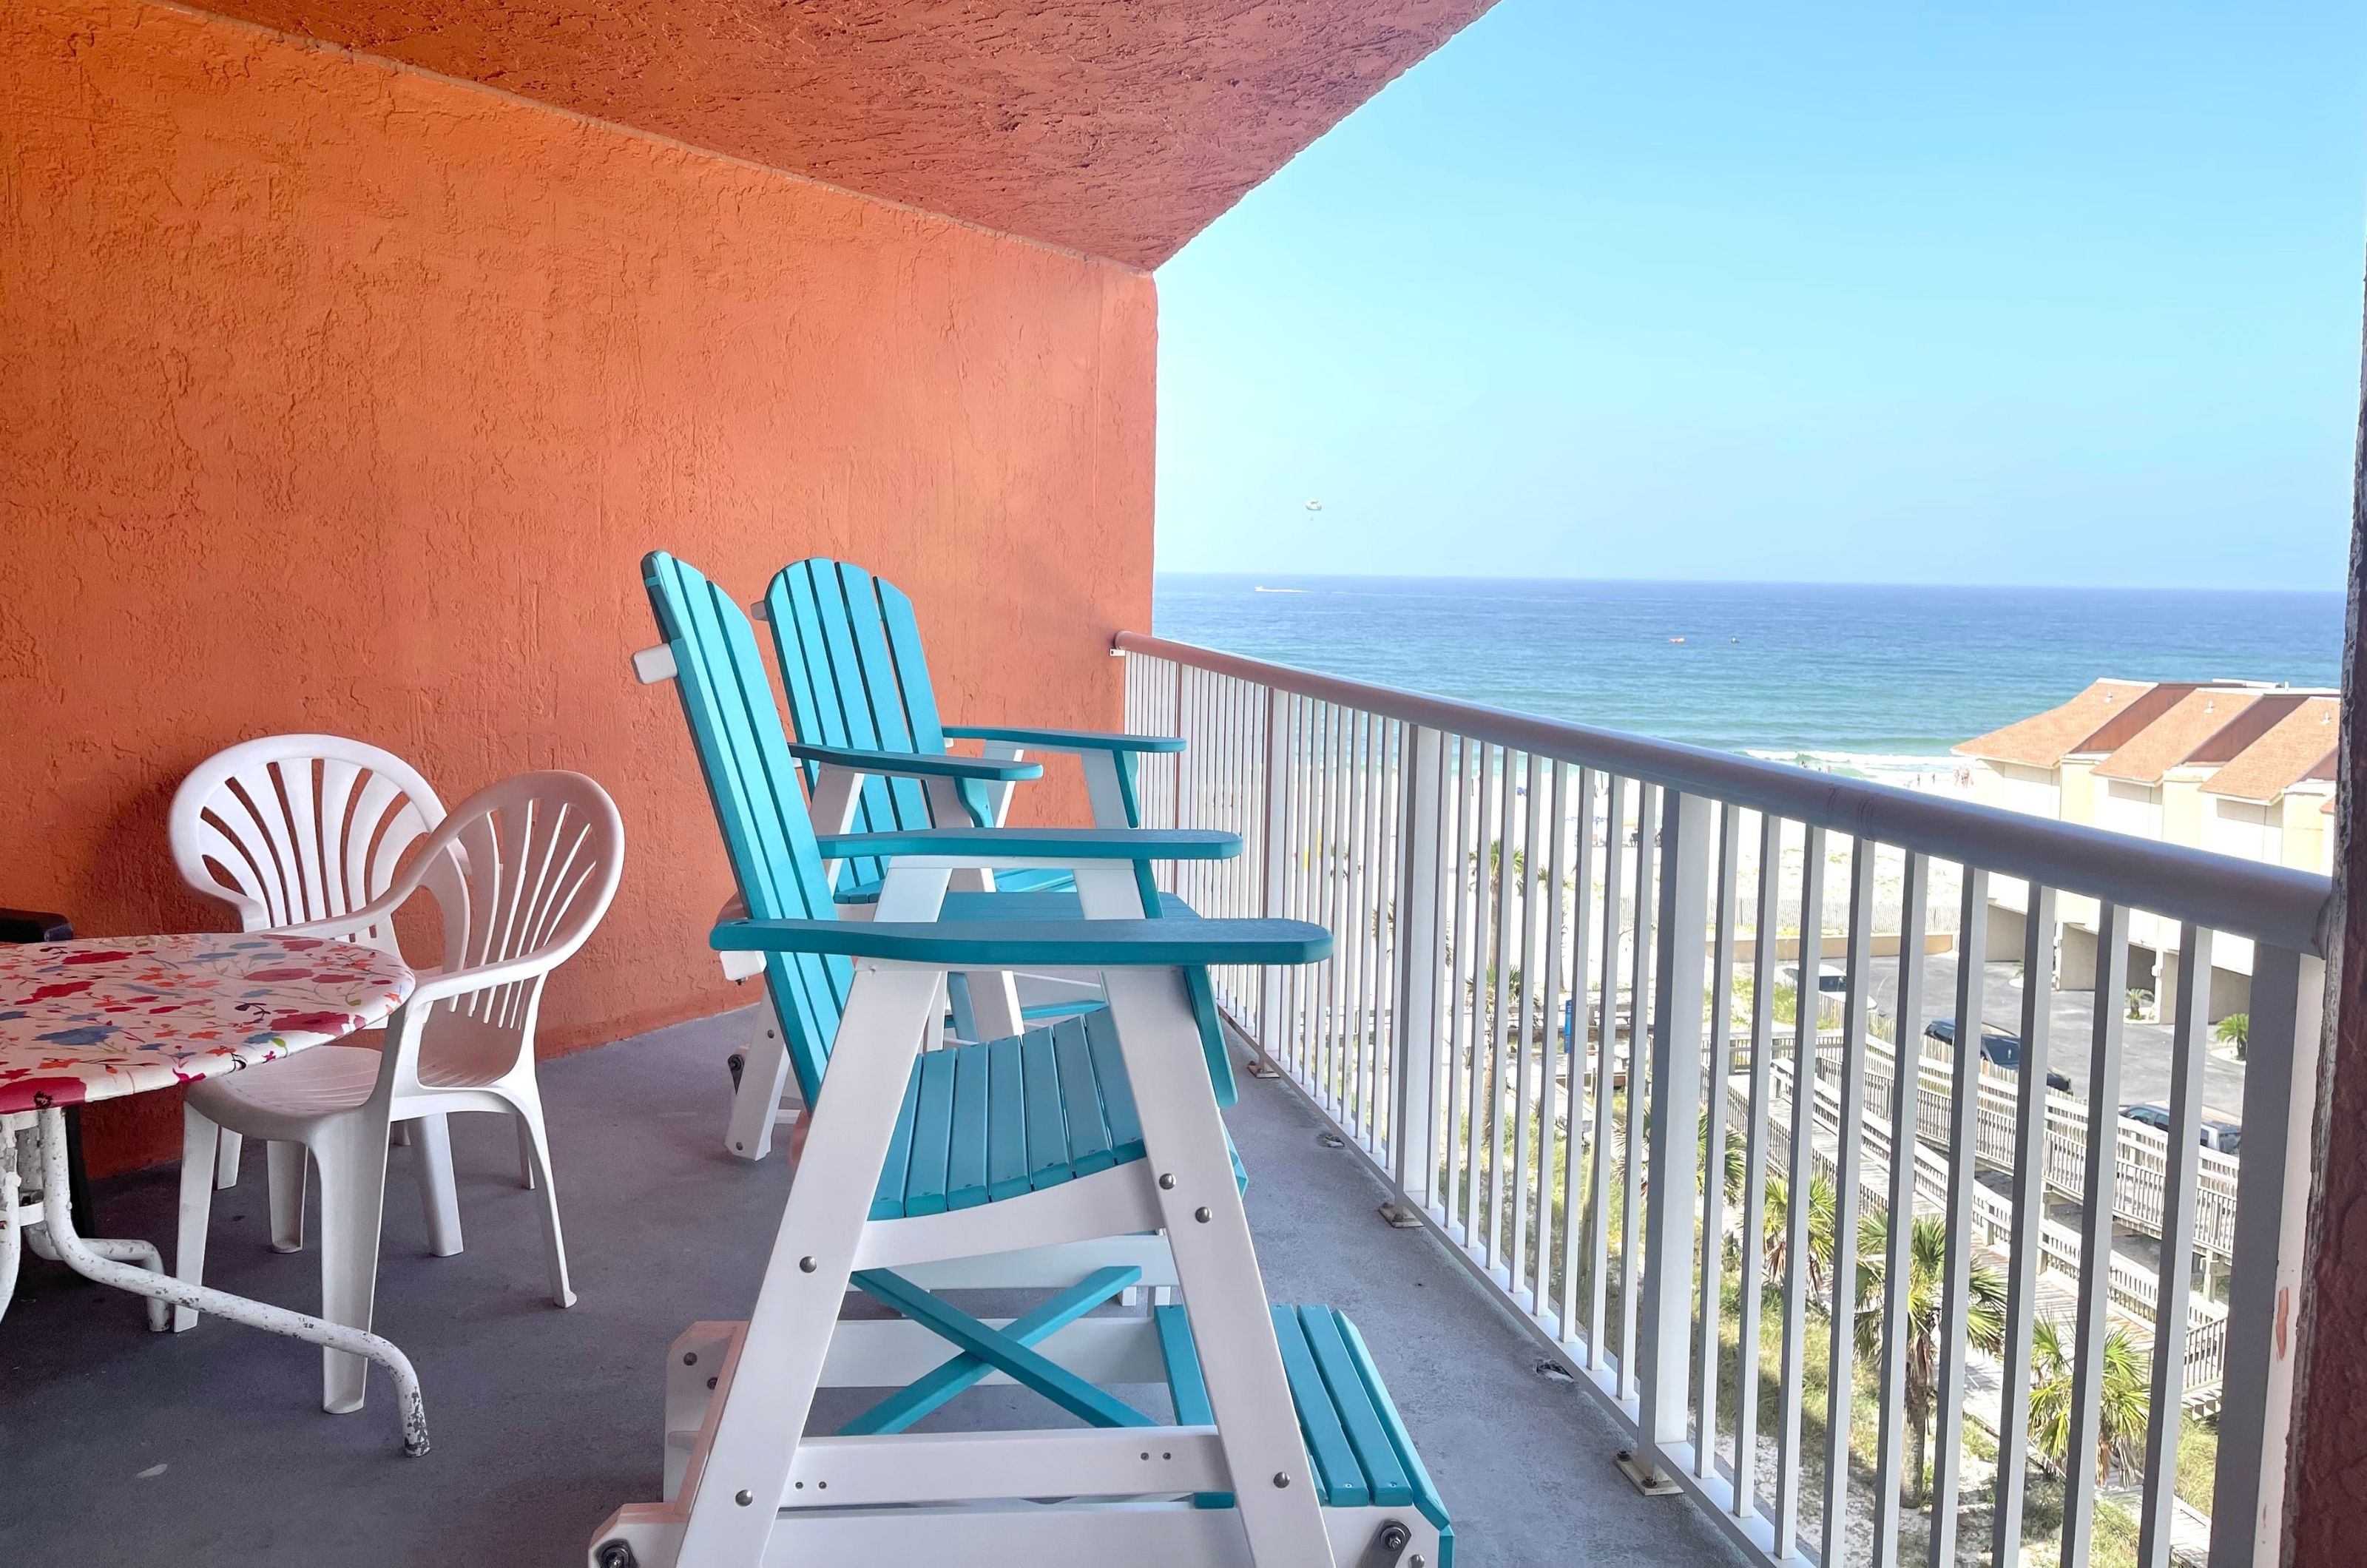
[1924,1018,2074,1093]
[2120,1104,2243,1155]
[1780,962,1849,995]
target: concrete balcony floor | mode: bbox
[0,1010,1752,1568]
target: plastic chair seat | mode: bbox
[189,1044,382,1132]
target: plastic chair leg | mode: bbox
[411,1113,464,1258]
[514,1115,538,1191]
[507,1097,574,1308]
[266,1139,308,1253]
[213,1128,243,1191]
[173,1104,219,1333]
[313,1115,392,1414]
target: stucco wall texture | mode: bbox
[1,0,1156,1174]
[175,0,1500,269]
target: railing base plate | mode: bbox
[1614,1450,1686,1497]
[1377,1203,1425,1231]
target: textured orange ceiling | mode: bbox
[199,0,1498,268]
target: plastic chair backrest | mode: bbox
[644,552,851,1102]
[398,771,625,1033]
[760,558,970,891]
[170,734,462,964]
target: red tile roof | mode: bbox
[2093,689,2264,783]
[1954,680,2158,768]
[2201,698,2341,802]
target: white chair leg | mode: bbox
[507,1098,574,1308]
[514,1115,538,1191]
[312,1116,391,1414]
[174,1104,220,1332]
[410,1113,464,1258]
[213,1128,243,1190]
[266,1140,308,1254]
[725,1027,793,1162]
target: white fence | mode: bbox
[1766,1054,2230,1404]
[1119,632,2331,1568]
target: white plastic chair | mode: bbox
[172,771,624,1414]
[169,735,460,1195]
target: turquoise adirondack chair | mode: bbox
[601,550,1451,1568]
[636,550,1243,1226]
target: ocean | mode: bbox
[1151,575,2346,788]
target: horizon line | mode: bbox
[1152,569,2344,595]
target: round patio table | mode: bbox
[0,931,429,1453]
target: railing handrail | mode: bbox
[1115,629,2334,956]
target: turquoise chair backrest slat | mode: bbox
[644,551,850,1102]
[763,558,968,890]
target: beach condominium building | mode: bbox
[1957,681,2337,1022]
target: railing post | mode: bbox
[2209,939,2327,1567]
[1257,692,1291,1066]
[1633,788,1712,1487]
[1384,724,1444,1224]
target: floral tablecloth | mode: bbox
[0,933,414,1113]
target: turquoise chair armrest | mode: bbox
[942,725,1187,755]
[814,827,1240,861]
[790,743,1043,783]
[712,916,1331,967]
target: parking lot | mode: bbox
[1856,950,2248,1121]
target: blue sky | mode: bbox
[1154,1,2367,589]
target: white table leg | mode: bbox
[1,1154,19,1329]
[30,1107,430,1455]
[4,1107,163,1331]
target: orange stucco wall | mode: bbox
[0,0,1156,1174]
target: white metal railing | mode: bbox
[1118,631,2331,1568]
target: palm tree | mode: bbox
[1699,1106,1746,1209]
[2027,1318,2150,1484]
[1851,1211,2008,1502]
[1760,1170,1839,1300]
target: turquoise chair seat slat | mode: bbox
[868,1018,1155,1220]
[1050,1017,1117,1175]
[877,1069,922,1214]
[1018,1030,1073,1192]
[1081,1009,1145,1156]
[903,1050,959,1217]
[984,1034,1030,1202]
[945,1043,993,1210]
